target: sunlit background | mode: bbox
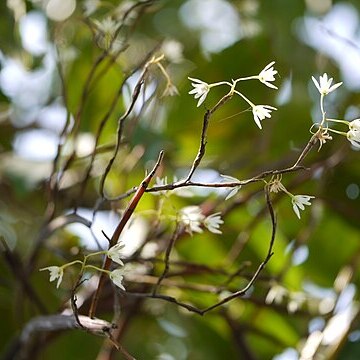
[1,0,360,359]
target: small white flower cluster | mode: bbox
[322,117,360,149]
[311,73,360,149]
[106,242,126,290]
[268,177,314,219]
[40,241,126,290]
[188,61,278,129]
[180,206,224,235]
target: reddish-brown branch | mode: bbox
[88,151,164,318]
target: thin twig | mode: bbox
[126,292,203,314]
[152,224,180,295]
[94,126,318,206]
[185,93,233,182]
[77,44,161,206]
[98,66,149,199]
[199,186,276,315]
[292,133,318,168]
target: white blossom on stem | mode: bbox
[107,241,125,265]
[40,266,64,288]
[312,73,342,96]
[188,77,210,107]
[347,118,360,148]
[180,206,205,234]
[252,105,277,129]
[109,268,126,290]
[204,213,224,234]
[291,195,315,219]
[347,129,360,148]
[349,119,360,132]
[258,61,278,89]
[93,17,119,36]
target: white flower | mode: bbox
[180,206,205,234]
[40,266,64,288]
[180,207,225,235]
[252,105,277,129]
[109,269,126,290]
[107,241,125,265]
[346,119,360,148]
[349,119,360,132]
[291,195,315,219]
[204,213,224,234]
[347,129,360,148]
[188,77,210,107]
[312,73,342,96]
[93,17,119,35]
[258,61,278,89]
[93,17,121,50]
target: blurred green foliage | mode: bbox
[0,0,360,359]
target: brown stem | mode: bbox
[98,65,149,199]
[88,151,164,318]
[152,224,180,295]
[185,93,233,182]
[199,186,276,315]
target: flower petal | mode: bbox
[225,187,240,200]
[292,203,301,219]
[109,269,126,290]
